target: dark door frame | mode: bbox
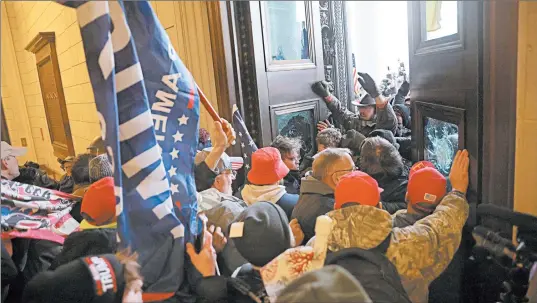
[481,1,518,210]
[1,100,10,144]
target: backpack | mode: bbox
[228,264,270,303]
[325,246,412,303]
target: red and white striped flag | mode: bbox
[352,53,360,96]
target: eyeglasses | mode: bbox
[330,166,358,176]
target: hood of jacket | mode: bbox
[375,175,408,203]
[393,104,411,129]
[327,205,392,252]
[299,175,333,196]
[241,184,287,205]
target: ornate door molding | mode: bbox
[319,1,350,105]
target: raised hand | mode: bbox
[449,149,470,194]
[186,229,216,277]
[317,120,333,132]
[311,81,332,98]
[398,81,410,97]
[211,119,236,149]
[209,225,227,254]
[357,72,380,98]
[221,119,236,146]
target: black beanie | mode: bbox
[22,254,125,303]
[229,202,291,267]
[341,130,367,156]
[368,129,399,150]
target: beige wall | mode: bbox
[150,1,219,131]
[1,1,219,174]
[514,1,537,217]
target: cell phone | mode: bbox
[194,214,207,253]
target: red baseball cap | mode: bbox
[248,147,290,185]
[81,177,116,226]
[334,171,383,209]
[407,167,447,212]
[409,161,436,179]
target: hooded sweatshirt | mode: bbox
[326,191,469,303]
[240,184,298,219]
[241,184,287,205]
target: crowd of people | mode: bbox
[1,73,474,303]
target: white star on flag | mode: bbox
[249,140,255,147]
[168,165,177,176]
[243,153,248,159]
[170,183,179,194]
[238,132,243,137]
[170,148,179,159]
[172,131,184,142]
[245,164,250,169]
[241,142,245,148]
[178,115,189,125]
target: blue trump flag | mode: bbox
[58,1,200,299]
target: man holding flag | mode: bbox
[55,1,235,301]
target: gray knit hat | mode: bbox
[276,265,372,303]
[229,202,291,267]
[89,154,113,183]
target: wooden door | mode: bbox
[249,1,324,156]
[408,2,478,303]
[408,1,519,302]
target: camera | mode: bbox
[471,204,537,303]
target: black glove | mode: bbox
[357,72,380,98]
[311,81,331,98]
[398,81,410,97]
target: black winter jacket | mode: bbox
[374,174,408,214]
[283,170,301,195]
[49,228,116,270]
[326,247,411,303]
[291,176,335,244]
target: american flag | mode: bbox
[352,53,361,97]
[59,1,199,300]
[232,104,257,173]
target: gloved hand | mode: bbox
[358,72,380,98]
[311,81,332,98]
[398,80,410,97]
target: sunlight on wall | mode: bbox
[346,1,410,84]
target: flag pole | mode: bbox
[197,85,235,145]
[197,85,220,122]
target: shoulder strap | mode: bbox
[231,265,243,278]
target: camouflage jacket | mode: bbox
[326,191,469,303]
[325,95,397,135]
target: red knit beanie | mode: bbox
[81,177,116,226]
[334,171,383,209]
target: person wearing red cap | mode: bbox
[392,161,447,228]
[326,150,471,303]
[334,171,384,210]
[50,177,117,270]
[239,147,299,219]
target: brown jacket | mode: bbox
[326,191,469,302]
